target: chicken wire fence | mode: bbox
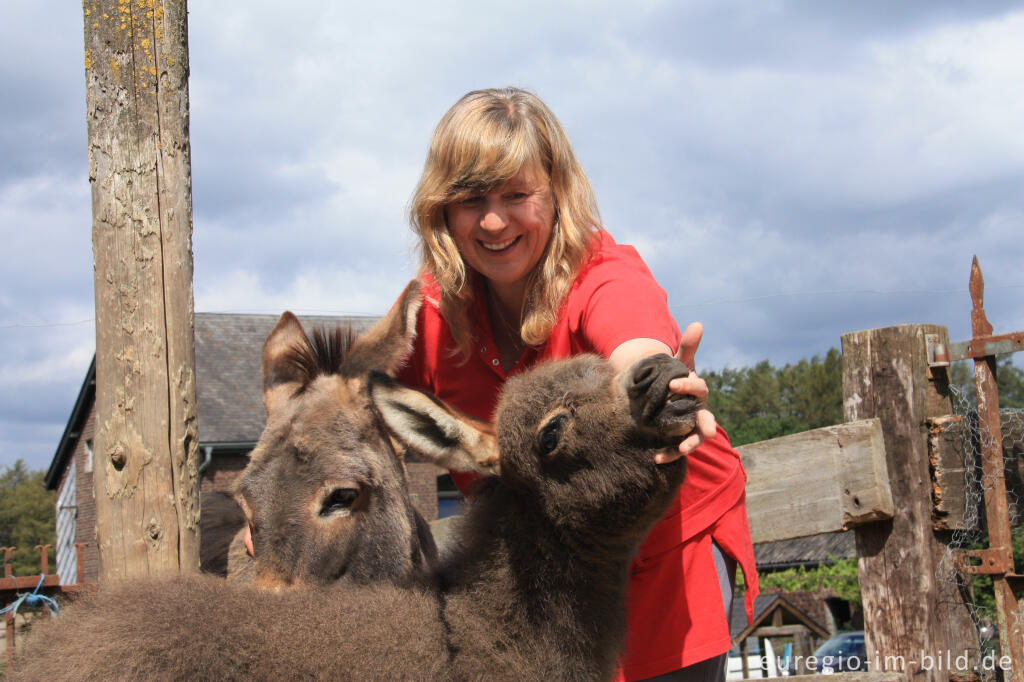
[940,380,1024,673]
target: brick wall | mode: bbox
[72,410,99,583]
[201,453,249,495]
[407,462,443,521]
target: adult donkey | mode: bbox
[237,279,498,589]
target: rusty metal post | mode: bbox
[957,256,1024,678]
[1,548,12,578]
[34,545,51,576]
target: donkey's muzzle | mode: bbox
[625,354,699,442]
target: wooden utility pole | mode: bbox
[83,0,200,580]
[842,325,978,680]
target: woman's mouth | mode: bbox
[480,236,520,252]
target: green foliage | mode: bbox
[949,356,1024,409]
[705,348,843,446]
[965,526,1024,613]
[756,557,862,606]
[0,460,56,576]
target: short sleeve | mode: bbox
[394,273,440,394]
[568,239,682,358]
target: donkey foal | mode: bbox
[13,298,694,681]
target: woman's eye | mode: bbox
[458,196,483,206]
[506,192,528,201]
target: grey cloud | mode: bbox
[0,420,65,472]
[3,2,1023,473]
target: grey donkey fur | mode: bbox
[210,279,495,590]
[13,289,695,681]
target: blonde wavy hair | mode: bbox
[410,87,602,360]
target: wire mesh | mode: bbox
[939,377,1024,676]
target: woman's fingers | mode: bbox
[675,322,703,372]
[655,408,717,464]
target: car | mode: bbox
[814,631,867,673]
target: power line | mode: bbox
[4,284,1023,328]
[669,284,1024,309]
[0,319,95,329]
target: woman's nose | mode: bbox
[480,202,507,233]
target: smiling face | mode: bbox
[445,165,556,291]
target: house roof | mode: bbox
[47,313,377,489]
[754,531,857,570]
[193,313,378,445]
[730,592,831,642]
[45,357,96,489]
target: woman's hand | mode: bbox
[656,322,717,464]
[607,322,718,465]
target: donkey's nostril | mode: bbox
[626,354,692,428]
[632,365,655,385]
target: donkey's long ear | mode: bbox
[341,279,422,378]
[262,311,309,414]
[368,372,500,475]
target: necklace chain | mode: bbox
[488,288,525,360]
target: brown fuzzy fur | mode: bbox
[13,351,694,681]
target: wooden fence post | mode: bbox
[842,325,978,679]
[83,0,200,580]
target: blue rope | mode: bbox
[0,574,60,620]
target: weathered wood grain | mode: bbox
[929,412,1024,531]
[84,0,200,580]
[929,414,974,531]
[841,325,977,681]
[739,419,893,544]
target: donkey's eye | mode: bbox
[320,488,359,517]
[538,414,568,456]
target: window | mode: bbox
[437,474,465,518]
[84,438,94,473]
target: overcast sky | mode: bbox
[3,1,1023,472]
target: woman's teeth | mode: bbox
[481,237,518,252]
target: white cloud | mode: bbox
[195,266,413,318]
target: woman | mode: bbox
[396,87,758,681]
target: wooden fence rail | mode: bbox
[739,418,892,544]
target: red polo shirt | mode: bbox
[397,231,758,679]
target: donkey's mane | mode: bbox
[283,324,360,387]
